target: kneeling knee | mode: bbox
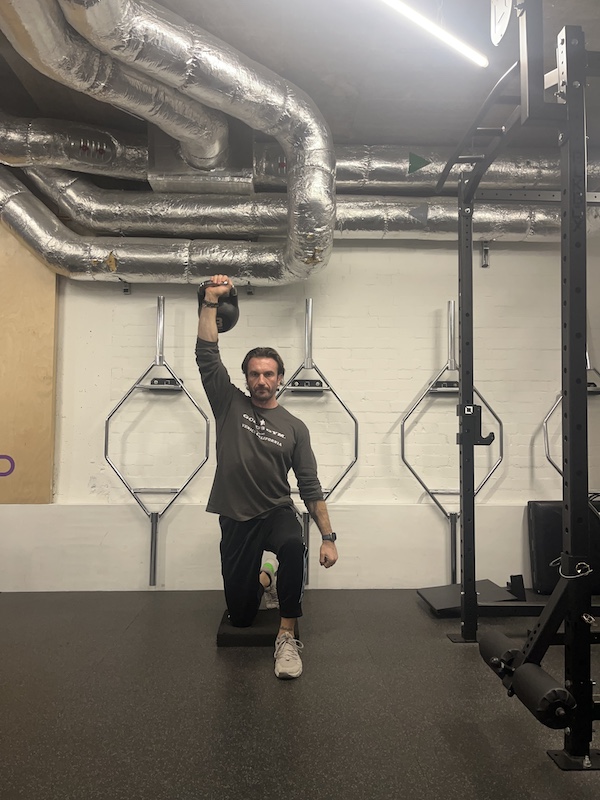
[228,615,254,628]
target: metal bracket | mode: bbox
[456,404,495,446]
[481,240,491,268]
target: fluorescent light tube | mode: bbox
[380,0,489,68]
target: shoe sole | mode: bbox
[275,669,302,679]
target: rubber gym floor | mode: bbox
[2,588,600,800]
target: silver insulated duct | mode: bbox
[0,0,597,286]
[26,167,599,243]
[0,0,229,170]
[0,112,148,179]
[56,0,336,281]
[0,166,291,284]
[255,143,600,195]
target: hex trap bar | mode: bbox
[401,300,503,585]
[277,298,358,580]
[105,296,209,586]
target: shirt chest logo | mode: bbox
[241,413,286,447]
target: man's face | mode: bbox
[246,357,281,405]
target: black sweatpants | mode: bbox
[219,506,307,627]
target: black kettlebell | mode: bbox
[197,281,239,333]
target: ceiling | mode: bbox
[1,0,600,165]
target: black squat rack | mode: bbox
[437,0,600,770]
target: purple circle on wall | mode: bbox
[0,455,15,476]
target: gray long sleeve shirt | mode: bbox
[196,338,324,521]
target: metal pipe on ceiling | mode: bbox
[255,143,600,194]
[0,0,229,170]
[0,3,595,283]
[0,111,148,179]
[26,166,593,243]
[56,0,336,282]
[0,166,288,284]
[4,111,600,199]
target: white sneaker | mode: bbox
[263,570,279,609]
[274,634,304,679]
[261,557,279,609]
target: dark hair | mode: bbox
[241,347,285,378]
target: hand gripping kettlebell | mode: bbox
[197,281,239,333]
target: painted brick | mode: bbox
[13,238,593,587]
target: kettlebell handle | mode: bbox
[200,280,237,296]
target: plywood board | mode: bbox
[0,229,57,503]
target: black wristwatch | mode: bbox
[321,532,337,542]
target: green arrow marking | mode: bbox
[408,152,432,174]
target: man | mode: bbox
[195,274,338,680]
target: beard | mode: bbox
[250,385,276,403]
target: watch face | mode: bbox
[491,0,513,46]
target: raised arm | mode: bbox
[197,274,234,342]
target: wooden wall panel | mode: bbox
[0,229,57,503]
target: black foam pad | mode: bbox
[479,629,522,676]
[512,662,576,729]
[216,609,299,647]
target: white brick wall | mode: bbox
[2,236,600,591]
[54,242,570,507]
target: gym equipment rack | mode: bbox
[439,0,600,769]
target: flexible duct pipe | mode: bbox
[255,143,600,194]
[57,0,336,281]
[0,166,287,284]
[26,168,285,237]
[0,112,148,179]
[7,115,600,198]
[25,167,600,243]
[0,0,228,170]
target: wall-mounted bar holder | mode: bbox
[277,298,359,581]
[400,300,503,584]
[105,296,210,586]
